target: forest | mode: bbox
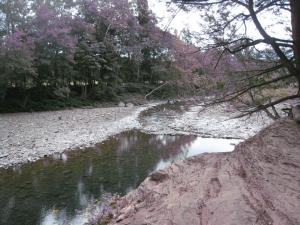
[0,0,298,116]
[0,0,196,112]
[0,1,299,225]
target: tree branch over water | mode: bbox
[172,0,300,117]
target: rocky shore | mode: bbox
[109,119,300,225]
[0,103,159,168]
[0,100,294,169]
[141,102,275,139]
[1,100,299,225]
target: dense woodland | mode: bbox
[0,0,191,112]
[0,0,298,114]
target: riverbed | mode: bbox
[0,101,275,225]
[140,101,274,138]
[0,103,160,168]
[0,130,241,225]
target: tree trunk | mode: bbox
[81,81,87,98]
[137,64,140,82]
[290,0,300,95]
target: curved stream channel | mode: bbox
[0,104,241,225]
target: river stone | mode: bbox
[149,170,169,182]
[118,102,125,107]
[292,105,300,123]
[126,102,134,108]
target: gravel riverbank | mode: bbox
[1,100,299,225]
[140,102,274,139]
[1,99,296,169]
[0,103,160,168]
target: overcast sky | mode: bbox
[148,0,292,45]
[148,0,199,34]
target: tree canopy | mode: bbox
[172,0,299,116]
[1,0,298,115]
[0,0,198,112]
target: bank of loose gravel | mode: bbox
[0,103,159,168]
[0,99,296,169]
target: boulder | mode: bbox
[126,102,134,108]
[149,170,169,182]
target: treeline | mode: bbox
[0,0,187,112]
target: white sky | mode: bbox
[148,0,292,45]
[149,0,200,34]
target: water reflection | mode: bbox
[40,206,90,225]
[139,101,191,129]
[152,137,240,171]
[0,130,241,225]
[184,137,240,158]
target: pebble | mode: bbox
[0,103,159,169]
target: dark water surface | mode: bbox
[139,101,191,128]
[0,130,240,225]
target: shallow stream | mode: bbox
[0,129,240,225]
[0,102,244,225]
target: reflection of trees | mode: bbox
[105,130,196,195]
[152,135,195,160]
[0,131,196,225]
[0,153,103,225]
[139,101,191,126]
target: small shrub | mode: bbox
[89,85,119,101]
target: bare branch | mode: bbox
[173,0,229,6]
[234,94,299,118]
[248,0,298,76]
[201,73,294,107]
[238,64,284,82]
[145,82,170,99]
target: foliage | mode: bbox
[0,0,189,112]
[172,0,300,117]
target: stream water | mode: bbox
[0,102,242,225]
[0,129,241,225]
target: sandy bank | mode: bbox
[110,119,300,225]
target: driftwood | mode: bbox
[145,82,170,100]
